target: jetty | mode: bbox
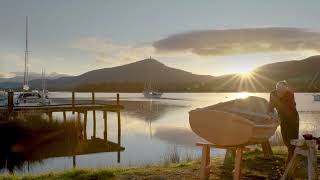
[0,91,125,163]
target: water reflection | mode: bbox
[0,114,124,174]
[0,93,318,174]
[122,101,187,138]
[153,126,204,146]
[269,112,320,146]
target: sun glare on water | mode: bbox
[236,92,252,99]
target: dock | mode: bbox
[0,91,125,163]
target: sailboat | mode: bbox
[0,90,7,106]
[15,16,51,107]
[143,82,163,99]
[142,57,163,99]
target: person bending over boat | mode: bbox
[268,80,299,165]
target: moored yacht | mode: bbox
[142,57,163,99]
[15,90,50,106]
[15,16,51,107]
[0,91,7,106]
[143,91,163,99]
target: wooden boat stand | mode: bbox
[196,141,273,180]
[281,139,318,180]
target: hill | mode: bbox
[1,56,320,92]
[209,55,320,92]
[0,72,69,83]
[29,58,214,92]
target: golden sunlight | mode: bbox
[239,71,253,78]
[236,92,252,99]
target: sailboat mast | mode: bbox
[23,16,29,89]
[42,69,44,91]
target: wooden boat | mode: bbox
[189,96,279,146]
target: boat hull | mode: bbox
[143,92,162,99]
[189,109,279,146]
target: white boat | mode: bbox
[142,57,163,99]
[15,90,50,107]
[15,16,51,107]
[0,91,7,106]
[189,96,279,146]
[143,91,163,99]
[313,94,320,101]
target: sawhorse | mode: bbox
[197,141,273,180]
[281,139,318,180]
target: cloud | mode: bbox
[153,27,320,56]
[70,38,155,66]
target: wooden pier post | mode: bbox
[117,93,120,105]
[83,111,87,140]
[73,155,76,169]
[77,112,81,125]
[7,91,14,113]
[117,151,121,163]
[103,111,107,142]
[92,92,96,138]
[48,112,53,122]
[117,93,121,146]
[72,91,75,114]
[63,111,67,123]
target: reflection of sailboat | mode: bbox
[142,57,163,99]
[15,16,50,106]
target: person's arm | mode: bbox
[286,91,296,113]
[268,92,275,113]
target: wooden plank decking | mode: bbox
[0,103,123,113]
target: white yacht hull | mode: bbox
[143,92,163,99]
[15,92,51,107]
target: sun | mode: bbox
[239,71,253,78]
[232,65,254,77]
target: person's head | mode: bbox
[276,80,289,96]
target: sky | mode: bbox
[1,0,320,78]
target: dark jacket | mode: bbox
[268,90,298,120]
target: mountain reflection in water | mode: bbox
[153,126,204,146]
[0,114,124,174]
[123,101,187,122]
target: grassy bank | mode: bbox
[0,147,312,180]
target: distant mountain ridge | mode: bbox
[1,56,320,92]
[211,55,320,92]
[27,58,214,91]
[0,72,70,83]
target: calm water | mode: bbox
[3,92,320,174]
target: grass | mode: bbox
[0,146,313,180]
[1,169,115,180]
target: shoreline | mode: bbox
[0,147,310,180]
